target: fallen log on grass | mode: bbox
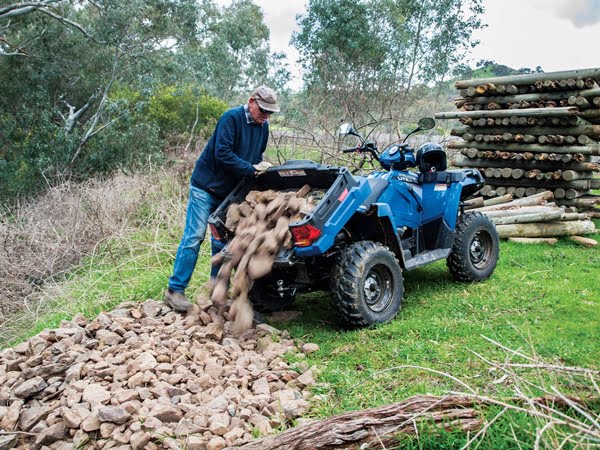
[495,220,596,238]
[569,236,598,247]
[508,237,559,244]
[228,395,483,450]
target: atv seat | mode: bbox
[360,178,389,208]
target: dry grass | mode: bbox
[0,153,196,335]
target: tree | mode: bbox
[0,0,289,203]
[292,0,484,129]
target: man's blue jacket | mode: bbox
[191,105,268,200]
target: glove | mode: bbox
[253,161,273,174]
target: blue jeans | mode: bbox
[168,186,223,293]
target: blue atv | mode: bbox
[209,118,499,328]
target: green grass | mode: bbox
[3,214,598,448]
[284,231,599,415]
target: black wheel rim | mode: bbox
[469,230,493,270]
[362,264,394,313]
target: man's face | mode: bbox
[249,97,273,125]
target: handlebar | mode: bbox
[342,147,360,153]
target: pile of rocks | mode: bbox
[0,298,320,450]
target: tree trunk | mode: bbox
[491,211,563,225]
[508,237,558,244]
[448,141,600,155]
[455,68,600,88]
[451,154,599,172]
[495,220,596,238]
[228,395,483,450]
[435,106,578,120]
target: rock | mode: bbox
[14,376,48,398]
[175,418,205,435]
[96,330,124,346]
[256,323,281,336]
[0,399,23,431]
[0,434,18,450]
[297,369,316,386]
[97,406,131,424]
[128,352,157,373]
[205,323,223,341]
[18,405,50,431]
[33,422,67,448]
[301,343,320,354]
[251,377,270,396]
[142,300,162,318]
[81,412,101,432]
[205,395,228,413]
[186,435,207,450]
[61,407,83,428]
[249,414,272,436]
[82,383,111,405]
[206,436,226,450]
[149,404,183,422]
[130,431,152,450]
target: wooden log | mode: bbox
[496,186,507,196]
[555,196,600,207]
[435,107,578,120]
[464,196,485,209]
[476,191,554,212]
[455,68,600,89]
[562,170,596,181]
[447,140,600,155]
[491,211,563,225]
[508,237,558,244]
[452,125,600,140]
[495,220,596,238]
[485,177,600,190]
[479,206,562,218]
[452,155,598,172]
[461,87,600,107]
[554,188,566,199]
[230,395,484,450]
[561,213,590,221]
[569,236,598,247]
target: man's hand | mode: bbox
[253,161,273,175]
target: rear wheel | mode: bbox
[331,241,403,328]
[447,212,499,282]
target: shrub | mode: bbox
[146,85,228,138]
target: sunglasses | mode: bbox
[254,99,274,115]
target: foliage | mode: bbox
[291,0,484,127]
[0,0,288,205]
[145,85,228,138]
[457,59,545,79]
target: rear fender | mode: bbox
[345,204,406,268]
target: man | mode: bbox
[165,86,280,313]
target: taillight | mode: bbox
[290,224,322,247]
[209,223,222,241]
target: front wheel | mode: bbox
[447,212,499,282]
[330,241,404,328]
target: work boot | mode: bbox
[164,288,192,313]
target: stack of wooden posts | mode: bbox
[435,67,600,220]
[465,191,597,244]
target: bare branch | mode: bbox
[68,47,121,172]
